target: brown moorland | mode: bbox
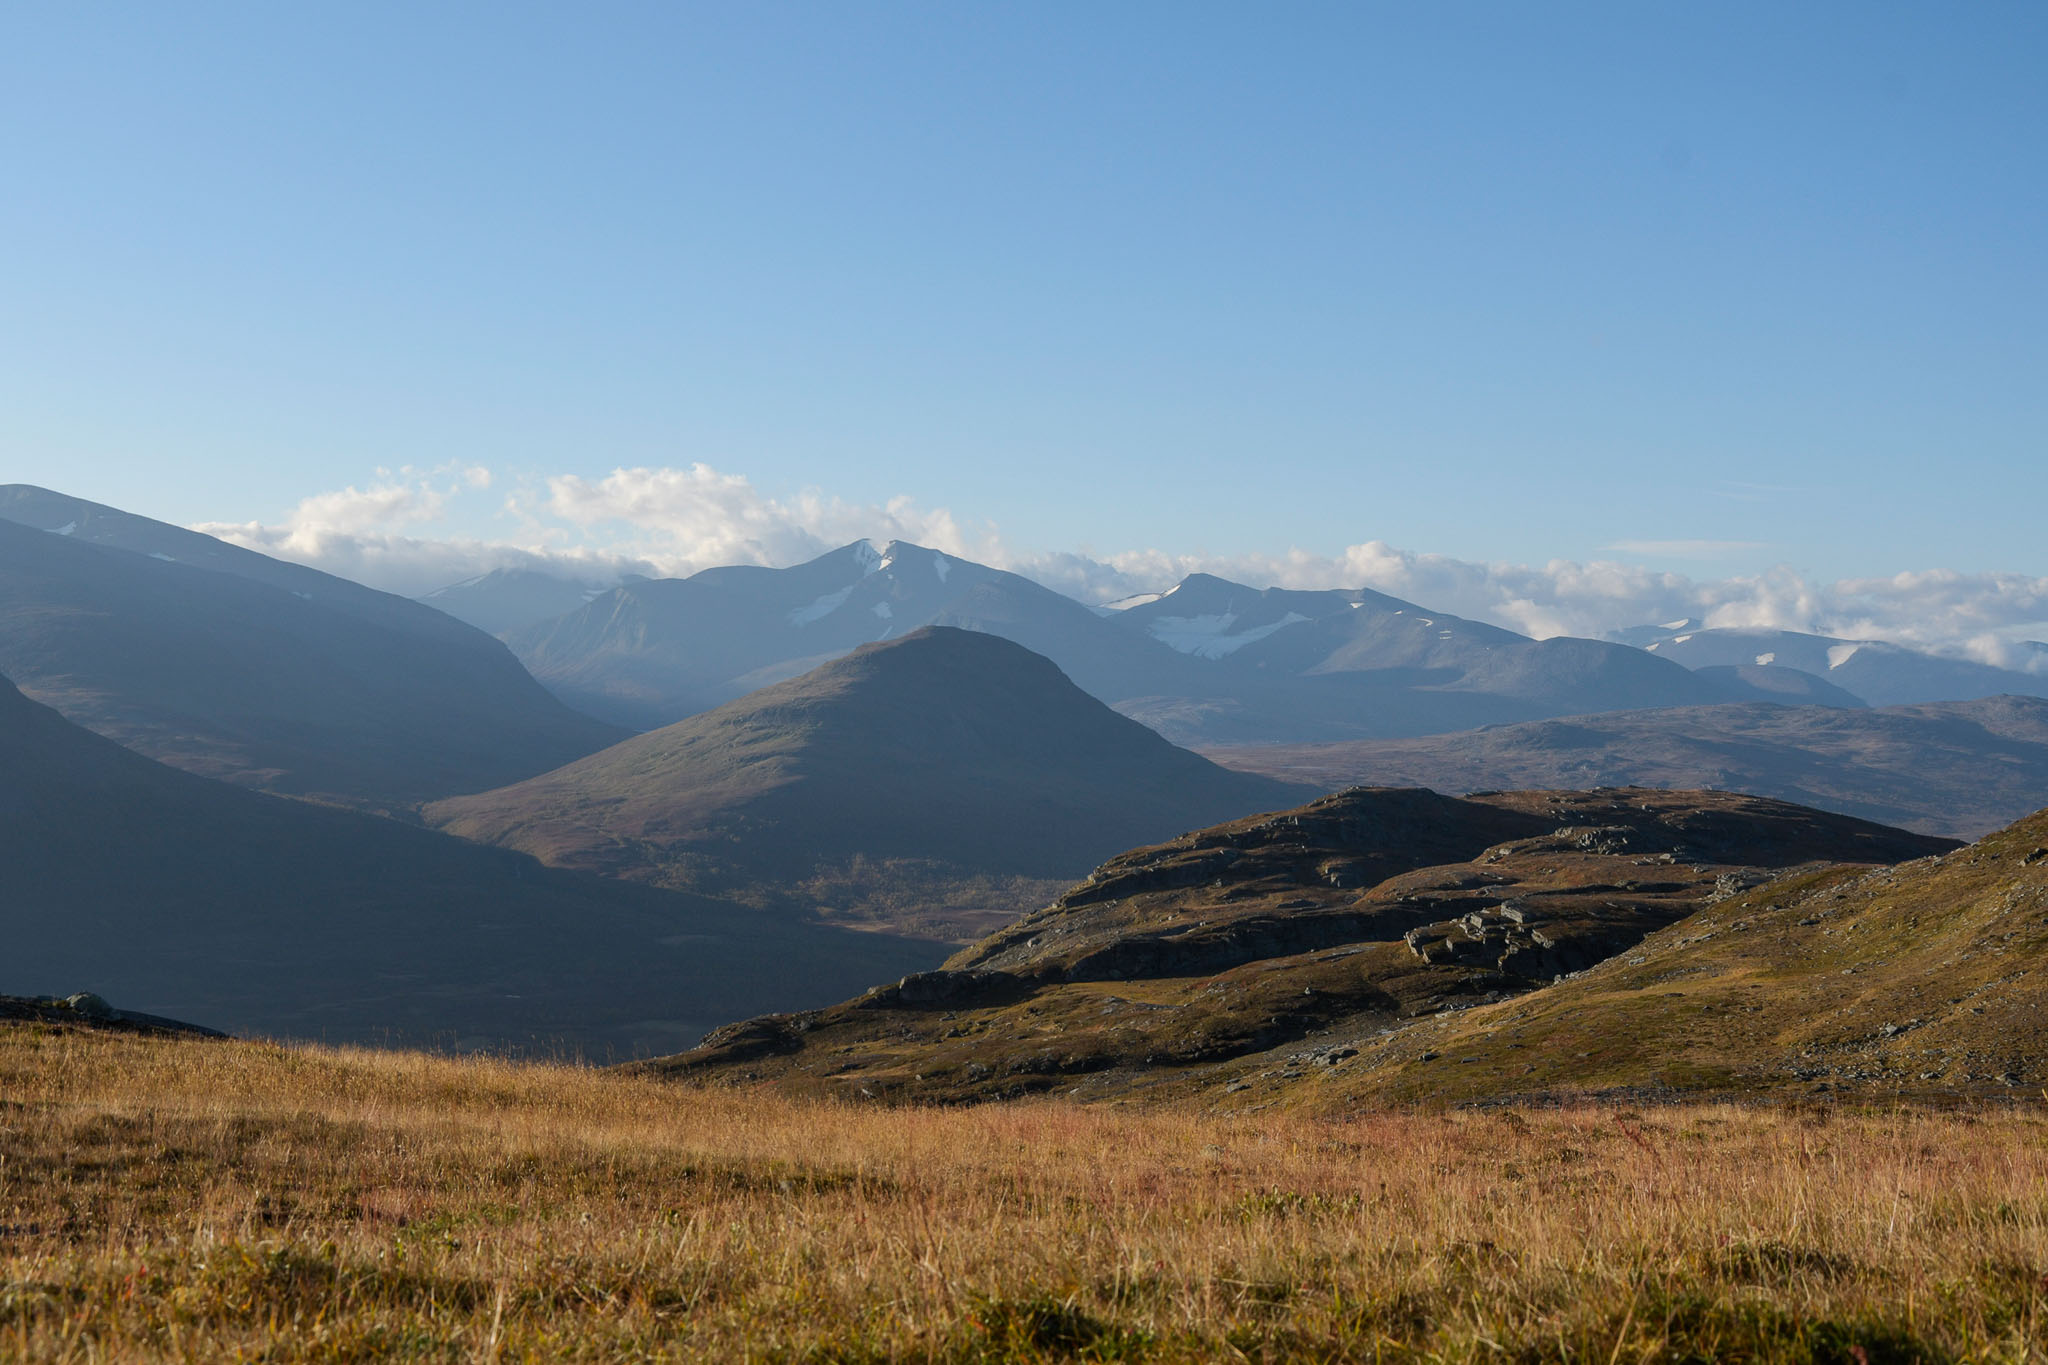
[650,786,1954,1106]
[3,1022,2047,1362]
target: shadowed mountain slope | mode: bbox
[429,628,1312,937]
[0,485,500,647]
[0,672,942,1054]
[638,786,1952,1104]
[0,501,625,806]
[1203,695,2048,840]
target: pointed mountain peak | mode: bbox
[1154,572,1263,604]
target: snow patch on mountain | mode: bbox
[789,585,858,626]
[1827,643,1863,670]
[1147,612,1311,660]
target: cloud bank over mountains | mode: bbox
[197,463,2048,670]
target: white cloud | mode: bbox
[529,465,999,573]
[195,461,2048,670]
[197,462,1004,600]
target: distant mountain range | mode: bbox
[431,544,2048,744]
[1615,619,2048,707]
[1204,694,2048,841]
[503,540,1187,731]
[0,668,942,1054]
[482,540,1850,745]
[1092,574,1863,742]
[0,487,626,807]
[428,627,1312,939]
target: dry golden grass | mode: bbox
[3,1024,2046,1362]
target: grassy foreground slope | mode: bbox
[4,1022,2047,1363]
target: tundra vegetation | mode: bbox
[3,1024,2045,1362]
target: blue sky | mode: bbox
[2,2,2043,591]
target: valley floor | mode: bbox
[2,1024,2045,1362]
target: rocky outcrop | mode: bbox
[0,994,226,1038]
[636,786,1957,1106]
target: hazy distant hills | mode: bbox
[419,567,620,637]
[0,489,625,806]
[1619,619,2048,707]
[504,540,1185,731]
[429,627,1313,938]
[1204,695,2048,841]
[491,540,1825,745]
[475,542,2047,743]
[0,670,942,1054]
[1095,574,1842,744]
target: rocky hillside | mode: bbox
[637,786,1952,1103]
[1311,803,2048,1108]
[0,993,224,1039]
